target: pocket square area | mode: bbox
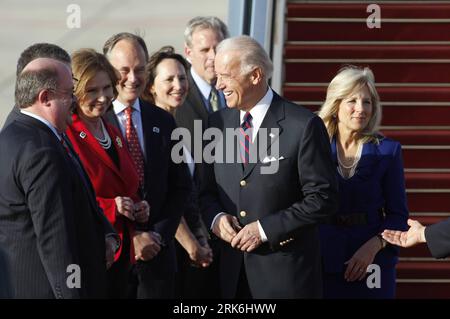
[262,156,285,163]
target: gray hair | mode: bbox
[318,65,382,143]
[103,32,149,61]
[216,35,273,80]
[15,68,59,108]
[184,16,229,48]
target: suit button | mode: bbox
[240,210,247,217]
[240,180,247,187]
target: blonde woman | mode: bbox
[318,65,408,298]
[66,49,149,298]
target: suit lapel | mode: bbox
[187,70,210,120]
[103,107,121,132]
[222,109,243,176]
[140,100,163,168]
[243,92,284,179]
[71,116,121,178]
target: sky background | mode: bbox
[0,0,228,126]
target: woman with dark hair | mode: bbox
[143,46,213,298]
[66,48,149,298]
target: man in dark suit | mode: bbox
[175,16,229,154]
[0,247,12,298]
[0,57,117,298]
[103,33,191,299]
[199,35,338,299]
[172,16,229,299]
[2,43,71,131]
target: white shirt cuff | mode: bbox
[211,212,227,230]
[257,220,268,242]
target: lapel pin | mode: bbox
[153,127,160,133]
[116,136,123,148]
[269,133,276,138]
[79,131,87,139]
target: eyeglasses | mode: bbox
[48,88,78,111]
[49,88,76,102]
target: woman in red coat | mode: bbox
[66,49,149,298]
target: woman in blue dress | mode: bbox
[318,66,409,298]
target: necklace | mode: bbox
[95,120,111,149]
[337,140,363,178]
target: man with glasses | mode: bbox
[2,43,72,131]
[0,50,118,298]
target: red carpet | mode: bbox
[284,0,450,298]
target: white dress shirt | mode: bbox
[112,99,146,158]
[212,88,274,243]
[190,66,213,101]
[20,110,61,141]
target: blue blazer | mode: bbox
[320,136,409,273]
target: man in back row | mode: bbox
[173,16,229,299]
[176,16,229,154]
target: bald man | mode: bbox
[0,58,116,298]
[2,43,71,131]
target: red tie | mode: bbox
[124,107,145,186]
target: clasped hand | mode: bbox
[212,214,262,252]
[115,196,150,223]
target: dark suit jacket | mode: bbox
[104,99,191,278]
[66,114,140,262]
[0,112,114,298]
[199,91,338,298]
[174,69,210,155]
[425,221,450,258]
[0,247,12,298]
[1,106,20,131]
[174,70,215,240]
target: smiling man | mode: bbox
[103,33,191,299]
[175,16,229,154]
[0,56,116,298]
[198,35,338,299]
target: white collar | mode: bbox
[112,98,141,115]
[20,109,62,140]
[190,66,212,100]
[240,88,273,128]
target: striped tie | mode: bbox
[239,112,253,165]
[124,107,145,186]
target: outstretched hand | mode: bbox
[382,219,426,248]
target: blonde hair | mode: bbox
[318,65,382,144]
[71,48,118,108]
